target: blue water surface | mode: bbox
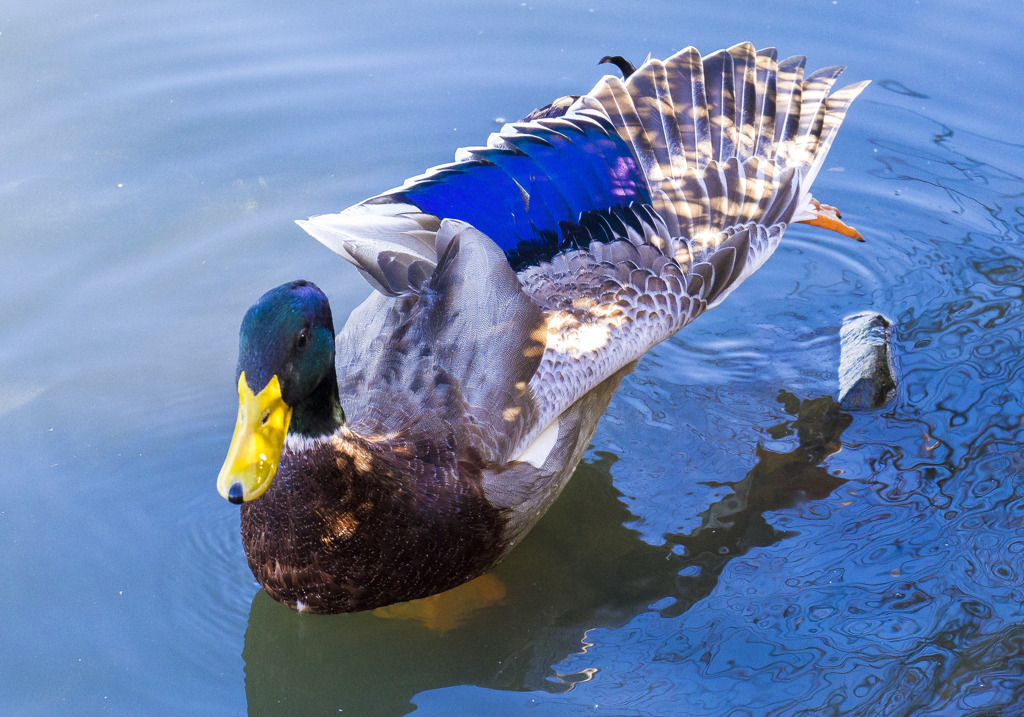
[2,0,1023,714]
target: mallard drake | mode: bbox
[217,42,868,613]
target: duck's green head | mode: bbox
[217,280,342,504]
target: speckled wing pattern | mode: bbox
[299,42,867,463]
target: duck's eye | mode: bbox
[295,327,310,350]
[260,410,270,426]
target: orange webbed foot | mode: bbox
[799,198,865,241]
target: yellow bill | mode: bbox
[217,372,292,503]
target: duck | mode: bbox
[217,42,868,614]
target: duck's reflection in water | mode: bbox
[242,391,851,715]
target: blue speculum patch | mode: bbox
[397,113,651,270]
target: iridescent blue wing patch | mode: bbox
[394,112,650,269]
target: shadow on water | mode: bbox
[660,391,852,618]
[242,392,851,715]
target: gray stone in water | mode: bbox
[838,312,897,410]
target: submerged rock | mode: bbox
[838,312,897,409]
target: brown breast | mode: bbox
[239,430,508,613]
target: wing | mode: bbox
[307,42,868,459]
